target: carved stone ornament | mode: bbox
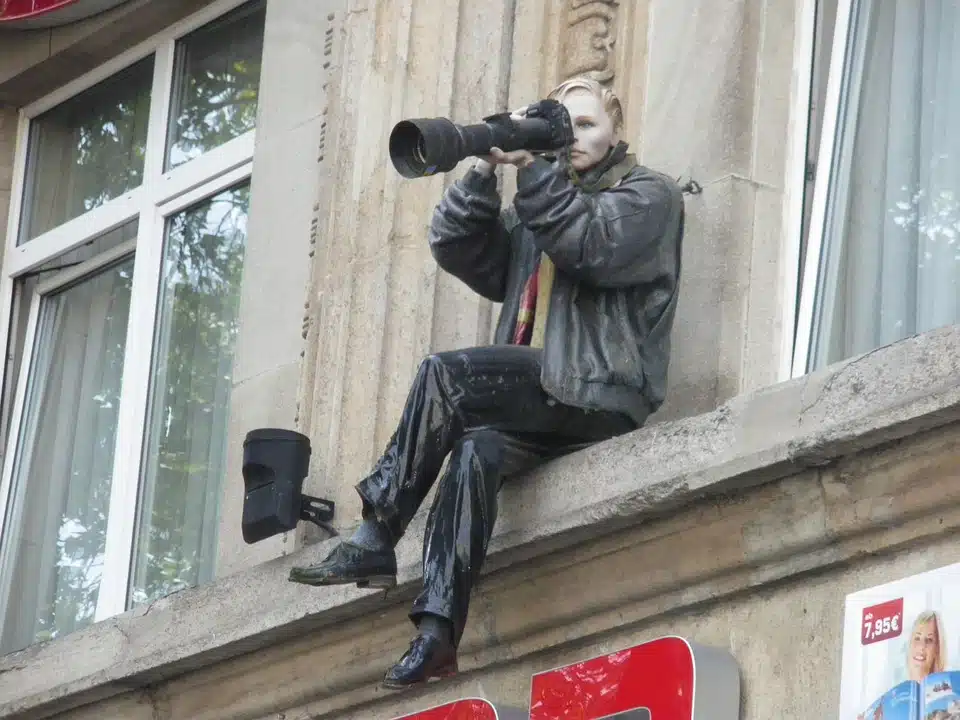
[561,0,620,84]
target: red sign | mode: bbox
[0,0,77,20]
[860,597,904,646]
[395,637,740,720]
[394,699,525,720]
[0,0,131,28]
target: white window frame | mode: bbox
[790,0,857,377]
[775,0,822,382]
[0,0,258,631]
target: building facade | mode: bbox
[0,0,959,717]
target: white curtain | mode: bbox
[0,257,133,654]
[812,0,960,368]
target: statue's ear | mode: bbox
[610,123,621,147]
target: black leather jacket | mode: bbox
[428,154,684,426]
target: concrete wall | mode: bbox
[214,0,346,577]
[5,322,960,719]
[30,529,960,719]
[641,0,803,416]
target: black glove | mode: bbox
[479,99,574,157]
[524,98,575,153]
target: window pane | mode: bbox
[165,0,266,170]
[130,183,249,606]
[1,223,138,452]
[0,237,136,654]
[19,57,153,243]
[809,1,960,370]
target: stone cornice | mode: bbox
[3,326,960,719]
[0,0,205,106]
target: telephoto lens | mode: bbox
[388,100,572,178]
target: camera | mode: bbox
[240,428,336,544]
[388,98,574,178]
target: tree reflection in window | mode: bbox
[165,0,266,169]
[130,183,249,606]
[20,57,152,242]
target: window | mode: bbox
[19,59,153,243]
[0,0,265,654]
[130,184,249,606]
[793,0,960,374]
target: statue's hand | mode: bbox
[475,106,534,170]
[486,147,536,168]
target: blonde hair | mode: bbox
[547,76,623,132]
[910,611,948,674]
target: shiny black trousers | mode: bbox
[355,346,637,647]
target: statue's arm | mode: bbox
[429,168,511,303]
[512,159,680,288]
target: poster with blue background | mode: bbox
[840,563,960,720]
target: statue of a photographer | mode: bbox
[289,76,685,690]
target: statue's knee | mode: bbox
[418,353,443,373]
[457,430,503,459]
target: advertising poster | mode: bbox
[839,562,960,720]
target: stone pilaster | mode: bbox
[298,0,518,535]
[216,0,347,575]
[639,0,804,419]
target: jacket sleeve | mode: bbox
[512,157,675,288]
[428,168,511,303]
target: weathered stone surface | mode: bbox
[4,324,960,719]
[215,0,346,577]
[32,402,960,720]
[297,0,521,536]
[0,106,16,191]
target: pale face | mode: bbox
[560,88,618,172]
[908,619,938,681]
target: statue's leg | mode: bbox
[290,346,547,588]
[381,353,637,688]
[381,428,548,690]
[353,345,551,541]
[292,344,635,600]
[411,429,551,645]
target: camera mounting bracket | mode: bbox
[300,494,338,538]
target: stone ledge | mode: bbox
[3,325,960,718]
[284,424,960,720]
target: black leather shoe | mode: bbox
[288,540,397,589]
[382,634,458,690]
